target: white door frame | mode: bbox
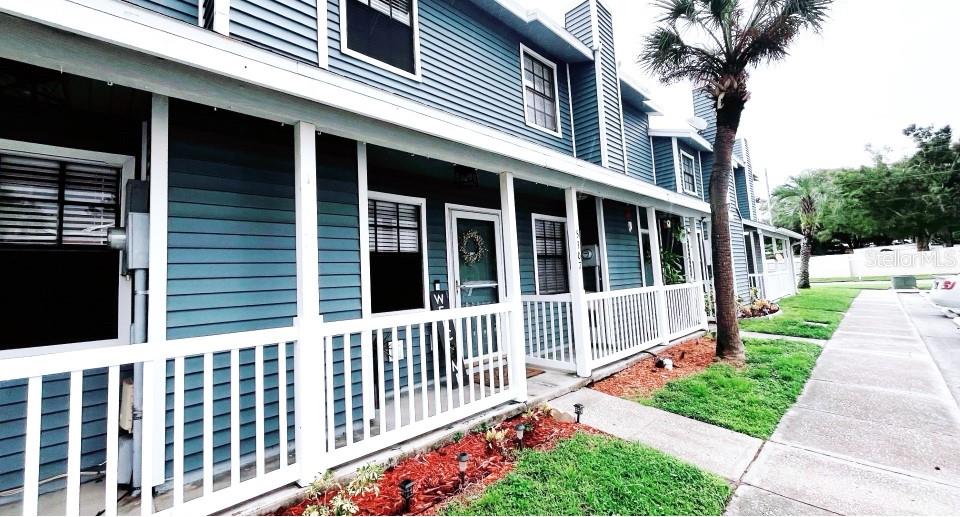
[0,138,135,359]
[444,203,506,308]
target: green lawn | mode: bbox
[445,433,731,516]
[642,338,822,439]
[739,287,859,339]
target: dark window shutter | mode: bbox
[535,219,568,294]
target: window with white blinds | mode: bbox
[534,217,568,295]
[369,199,420,253]
[359,0,413,25]
[0,154,119,246]
[368,197,426,313]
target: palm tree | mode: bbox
[774,173,824,289]
[640,0,831,361]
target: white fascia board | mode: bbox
[743,219,803,240]
[463,0,592,62]
[732,153,745,168]
[648,128,713,152]
[0,0,710,215]
[618,73,663,115]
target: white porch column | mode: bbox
[787,238,799,295]
[646,207,671,344]
[756,229,767,298]
[499,172,528,402]
[293,122,326,484]
[565,188,591,377]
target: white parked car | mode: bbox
[930,275,960,310]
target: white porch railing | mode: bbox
[584,285,662,370]
[521,294,576,372]
[0,326,300,516]
[665,282,708,340]
[316,303,520,467]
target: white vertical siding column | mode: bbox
[210,0,230,35]
[646,207,670,344]
[565,188,591,377]
[293,121,326,484]
[671,137,682,193]
[756,229,767,299]
[787,238,799,294]
[499,172,528,402]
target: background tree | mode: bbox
[640,0,832,361]
[773,173,825,288]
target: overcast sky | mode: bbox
[524,0,960,192]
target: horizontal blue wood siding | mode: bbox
[0,371,111,494]
[602,199,642,290]
[569,62,601,164]
[514,182,566,295]
[327,0,574,156]
[693,89,716,201]
[167,102,296,340]
[652,137,675,191]
[596,2,625,173]
[623,106,653,184]
[564,1,592,49]
[124,0,198,24]
[728,181,750,299]
[231,0,320,65]
[317,135,362,322]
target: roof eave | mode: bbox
[465,0,593,62]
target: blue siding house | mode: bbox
[0,1,736,515]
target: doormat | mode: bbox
[471,367,544,387]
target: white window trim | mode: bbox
[679,150,698,196]
[0,138,135,360]
[339,0,423,82]
[635,206,651,287]
[518,43,563,139]
[367,190,430,316]
[530,213,568,295]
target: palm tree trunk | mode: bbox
[710,112,744,361]
[798,229,812,289]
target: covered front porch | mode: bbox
[743,221,801,302]
[0,61,708,516]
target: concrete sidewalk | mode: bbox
[727,290,960,515]
[551,388,763,481]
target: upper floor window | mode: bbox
[344,0,419,77]
[520,46,561,137]
[533,215,568,294]
[680,151,697,194]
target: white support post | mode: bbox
[565,188,591,377]
[143,94,169,497]
[499,172,528,402]
[646,207,670,344]
[293,121,325,485]
[787,238,798,295]
[356,141,375,430]
[756,229,767,299]
[595,197,609,291]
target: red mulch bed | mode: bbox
[591,336,717,399]
[280,411,600,516]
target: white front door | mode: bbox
[446,206,505,308]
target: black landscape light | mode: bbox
[573,403,584,423]
[399,479,415,513]
[457,452,469,487]
[515,423,526,449]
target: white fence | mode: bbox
[317,303,520,467]
[521,294,576,372]
[0,326,300,516]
